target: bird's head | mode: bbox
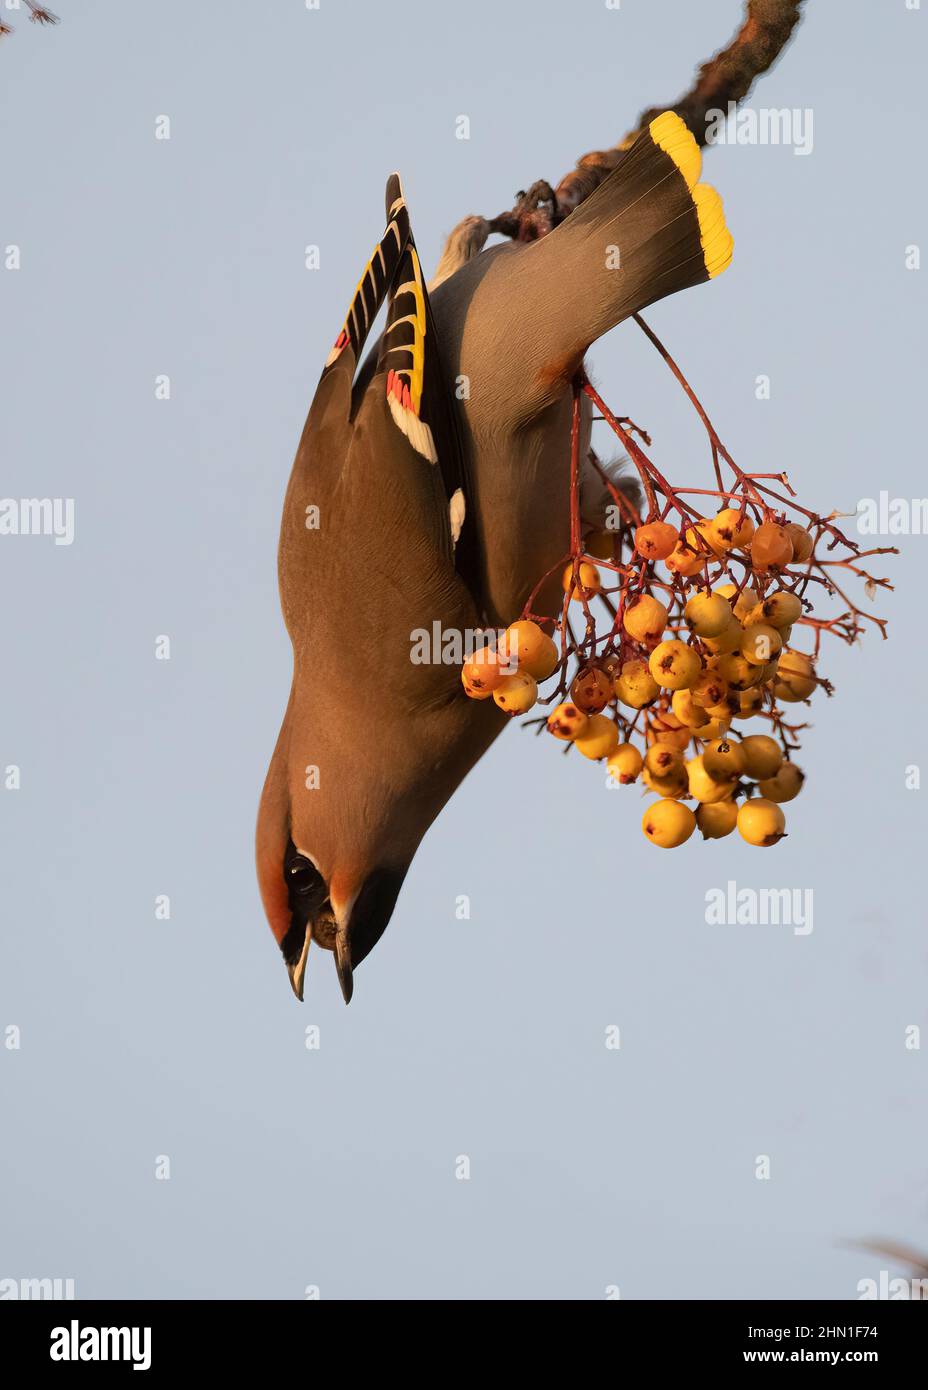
[257,650,499,1003]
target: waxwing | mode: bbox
[257,113,732,1002]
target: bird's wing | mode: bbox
[373,175,471,557]
[312,176,473,567]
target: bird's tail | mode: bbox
[566,108,734,336]
[491,111,733,408]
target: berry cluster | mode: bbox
[461,317,895,849]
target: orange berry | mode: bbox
[665,541,704,577]
[786,523,814,563]
[500,620,559,680]
[461,674,494,700]
[585,529,616,560]
[570,667,613,714]
[461,648,504,693]
[750,522,794,570]
[634,520,678,561]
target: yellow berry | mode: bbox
[716,652,764,691]
[648,711,693,752]
[642,798,696,848]
[696,715,732,741]
[739,735,783,780]
[709,508,755,551]
[493,671,537,715]
[672,687,711,729]
[574,713,620,761]
[562,561,601,601]
[715,583,760,622]
[703,736,746,783]
[649,640,702,691]
[686,754,736,804]
[645,745,685,779]
[774,649,817,702]
[696,800,739,839]
[737,797,787,847]
[643,766,689,799]
[702,618,743,656]
[690,668,729,709]
[732,687,766,720]
[622,594,669,646]
[614,658,660,709]
[606,743,643,785]
[684,518,721,557]
[684,591,731,638]
[546,702,589,741]
[758,762,805,803]
[747,590,802,630]
[740,622,783,666]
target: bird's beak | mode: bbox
[331,885,360,1006]
[287,921,313,1002]
[334,928,353,1005]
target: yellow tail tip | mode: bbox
[649,110,701,193]
[693,182,734,279]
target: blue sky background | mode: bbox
[1,0,926,1299]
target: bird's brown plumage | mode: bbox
[257,114,732,1001]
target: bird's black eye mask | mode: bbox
[279,838,330,965]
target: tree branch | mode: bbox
[486,0,805,243]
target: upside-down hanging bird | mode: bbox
[256,112,732,1002]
